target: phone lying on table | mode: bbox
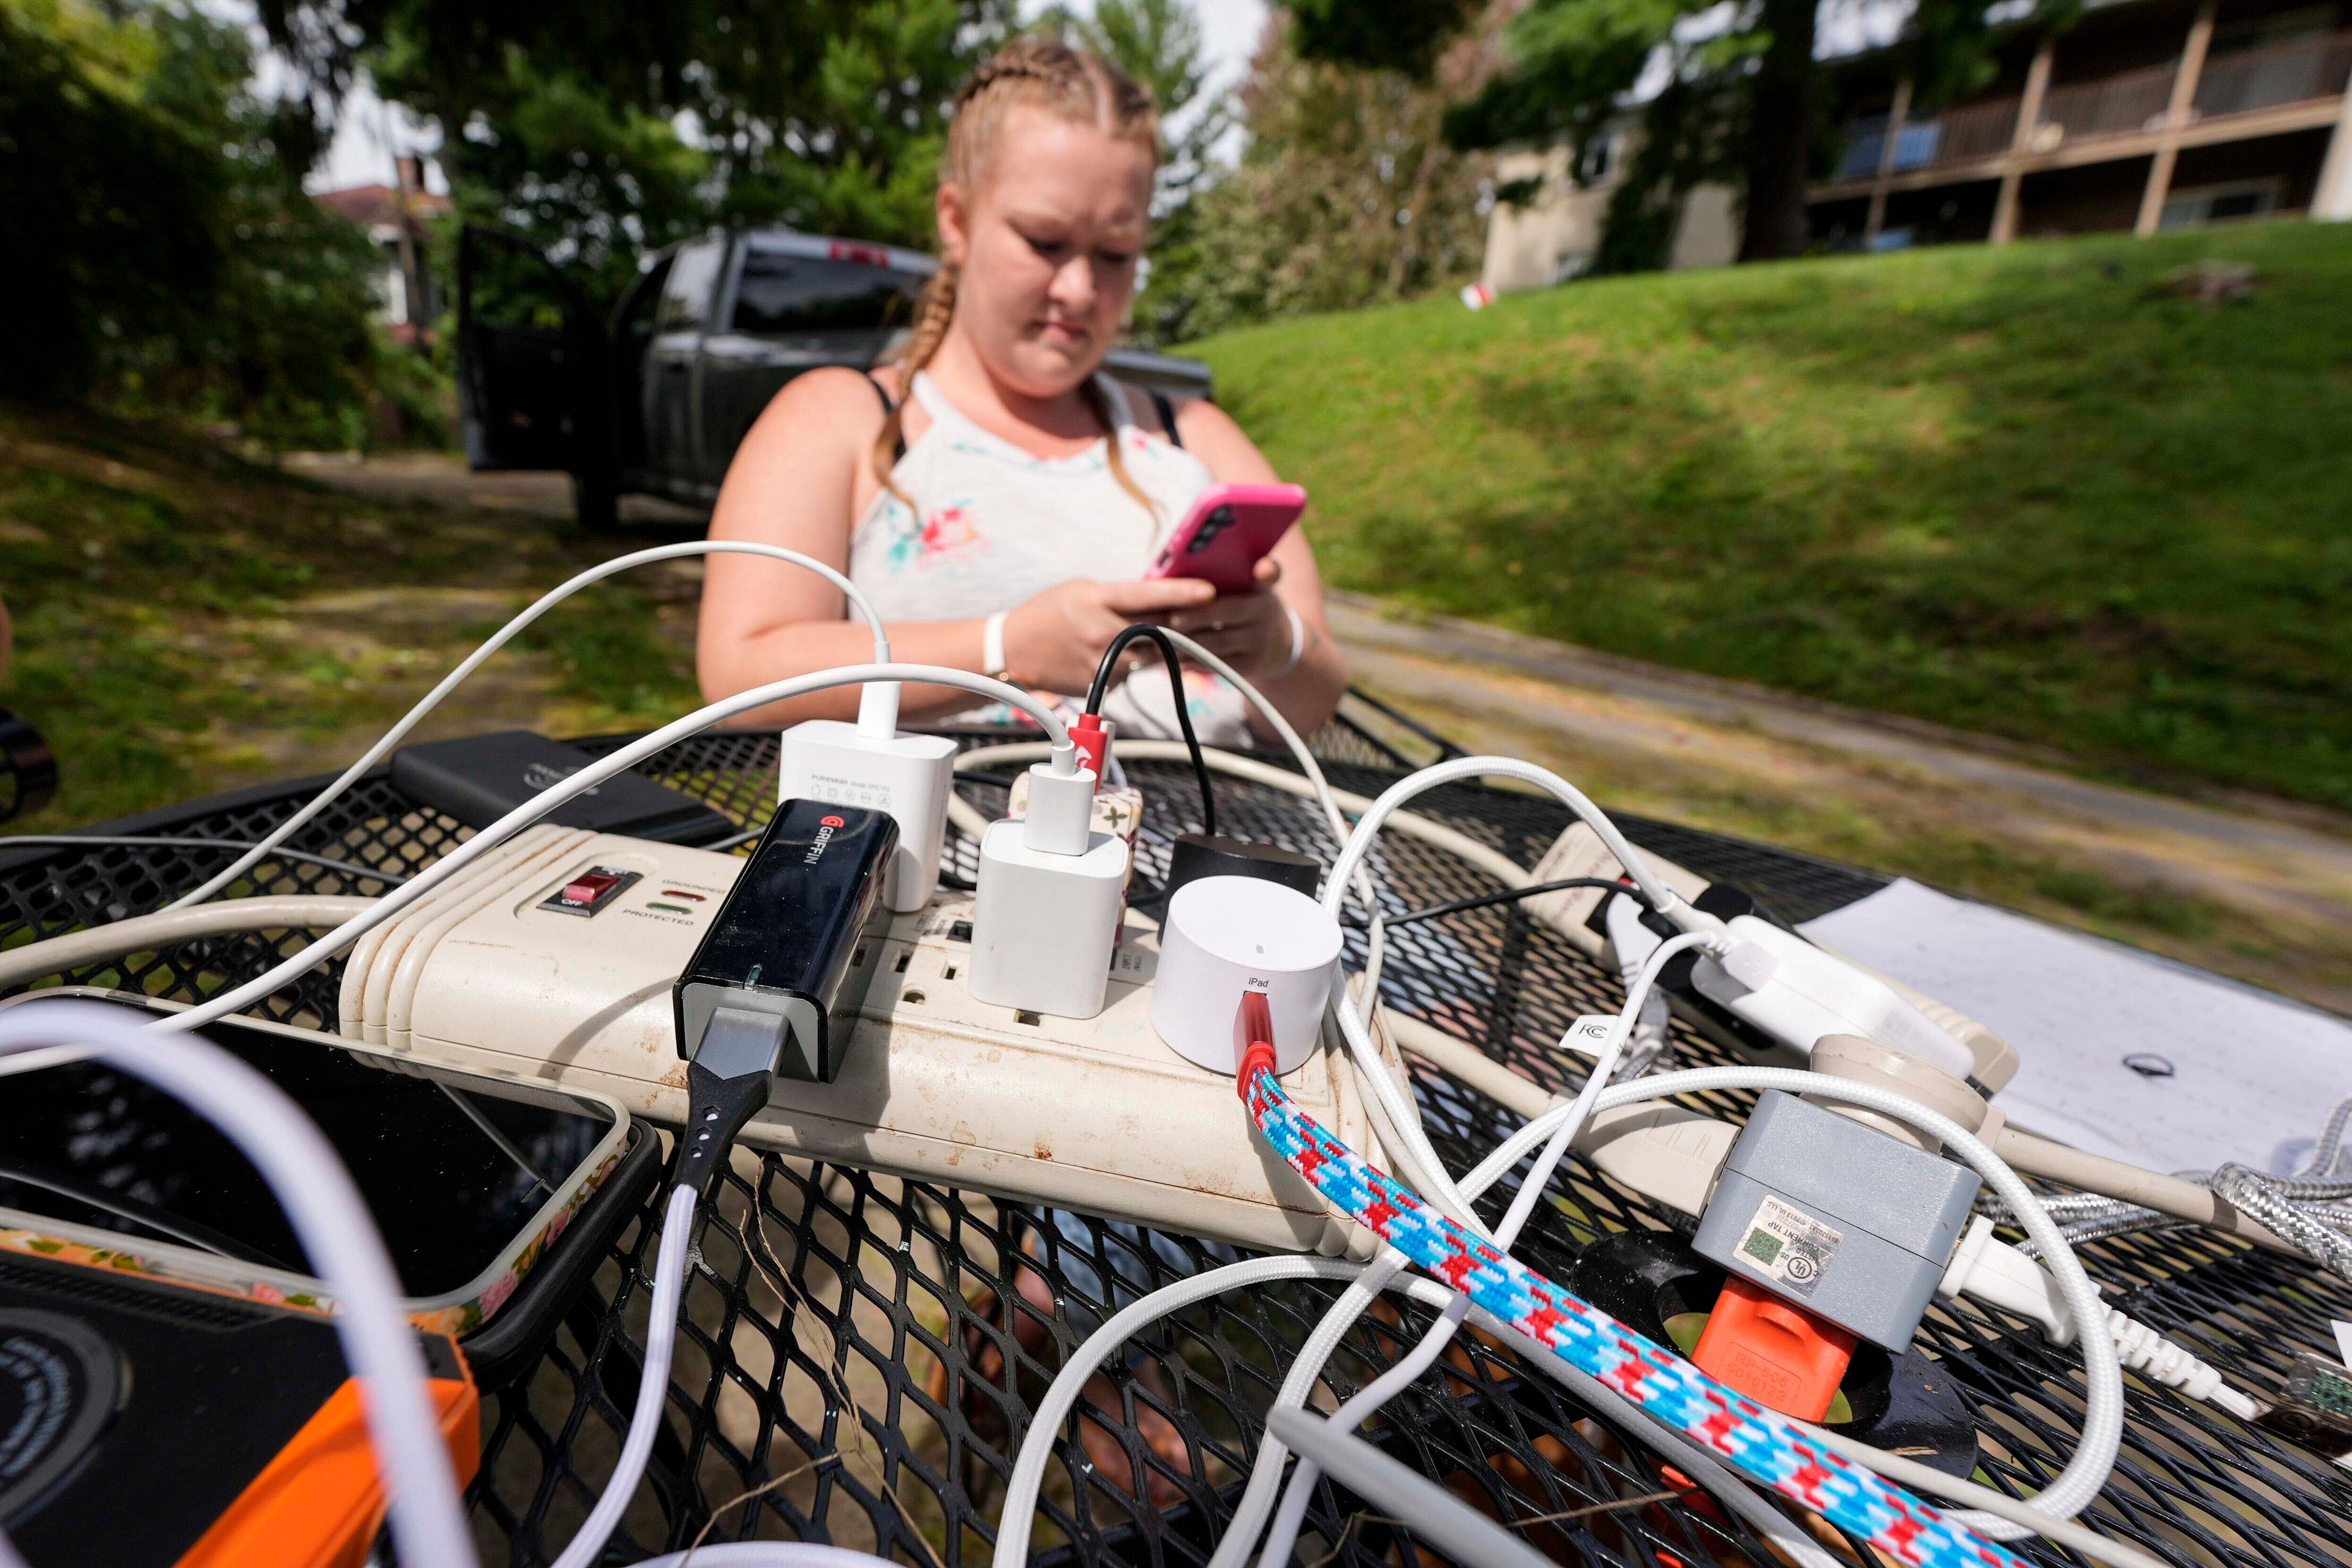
[0,989,630,1337]
[1145,482,1307,593]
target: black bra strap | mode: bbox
[1148,387,1183,448]
[864,371,907,462]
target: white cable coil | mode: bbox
[162,540,894,913]
[1246,932,1722,1568]
[147,663,1076,1038]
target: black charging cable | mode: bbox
[1084,624,1216,837]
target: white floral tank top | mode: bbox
[847,370,1254,745]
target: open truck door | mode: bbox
[456,225,619,524]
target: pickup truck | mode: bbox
[457,225,1214,528]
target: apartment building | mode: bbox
[1482,0,2352,290]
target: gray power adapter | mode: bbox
[1691,1090,1980,1351]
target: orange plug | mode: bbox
[1691,1275,1856,1422]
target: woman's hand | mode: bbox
[1001,575,1216,697]
[1163,557,1298,679]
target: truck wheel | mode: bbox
[571,469,619,532]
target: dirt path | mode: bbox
[1330,596,2352,1012]
[280,450,706,526]
[271,454,2352,1011]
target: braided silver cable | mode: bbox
[2211,1166,2352,1280]
[2293,1092,2352,1178]
[2231,1168,2352,1202]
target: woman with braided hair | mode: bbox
[696,37,1346,745]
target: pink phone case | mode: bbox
[1146,483,1308,593]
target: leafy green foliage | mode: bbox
[1146,22,1485,344]
[3,1,404,447]
[1287,0,1482,78]
[269,0,1015,305]
[1192,222,2352,808]
[2,0,220,399]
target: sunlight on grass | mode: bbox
[0,413,701,831]
[1191,222,2352,809]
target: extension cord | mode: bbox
[335,826,1396,1254]
[1521,820,2021,1090]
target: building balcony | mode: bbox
[1820,28,2352,198]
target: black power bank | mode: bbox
[0,1247,470,1567]
[390,729,736,846]
[673,799,897,1084]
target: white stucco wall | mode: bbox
[1480,129,1741,290]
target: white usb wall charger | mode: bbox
[777,680,957,913]
[1152,876,1343,1074]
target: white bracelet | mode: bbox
[982,610,1010,679]
[1273,607,1309,680]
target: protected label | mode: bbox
[1738,1195,1842,1297]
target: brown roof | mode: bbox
[314,183,451,230]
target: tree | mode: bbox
[256,0,1017,302]
[1141,17,1487,343]
[4,0,387,443]
[1307,0,2072,270]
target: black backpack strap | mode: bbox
[1148,387,1183,448]
[864,371,907,462]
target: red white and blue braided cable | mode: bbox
[1237,1047,2021,1568]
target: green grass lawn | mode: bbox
[1189,221,2352,812]
[0,408,700,832]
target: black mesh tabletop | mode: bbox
[3,715,2349,1568]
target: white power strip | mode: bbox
[338,826,1392,1254]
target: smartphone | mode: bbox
[0,990,629,1337]
[1145,482,1307,593]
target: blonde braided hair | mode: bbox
[874,38,1163,515]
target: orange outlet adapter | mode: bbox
[1691,1275,1856,1422]
[177,1336,481,1568]
[0,1247,478,1568]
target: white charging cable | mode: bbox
[552,1184,698,1568]
[995,1255,1462,1567]
[1005,1126,1849,1568]
[1239,932,1721,1568]
[148,664,1076,1037]
[0,998,479,1568]
[161,541,892,913]
[1308,758,1714,1231]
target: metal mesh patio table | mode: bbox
[2,705,2345,1568]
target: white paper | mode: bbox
[1798,878,2352,1175]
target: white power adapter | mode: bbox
[968,762,1128,1019]
[1689,914,1977,1080]
[1152,876,1342,1074]
[777,682,956,913]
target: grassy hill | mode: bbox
[1190,221,2352,812]
[0,409,701,832]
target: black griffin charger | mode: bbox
[668,799,898,1194]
